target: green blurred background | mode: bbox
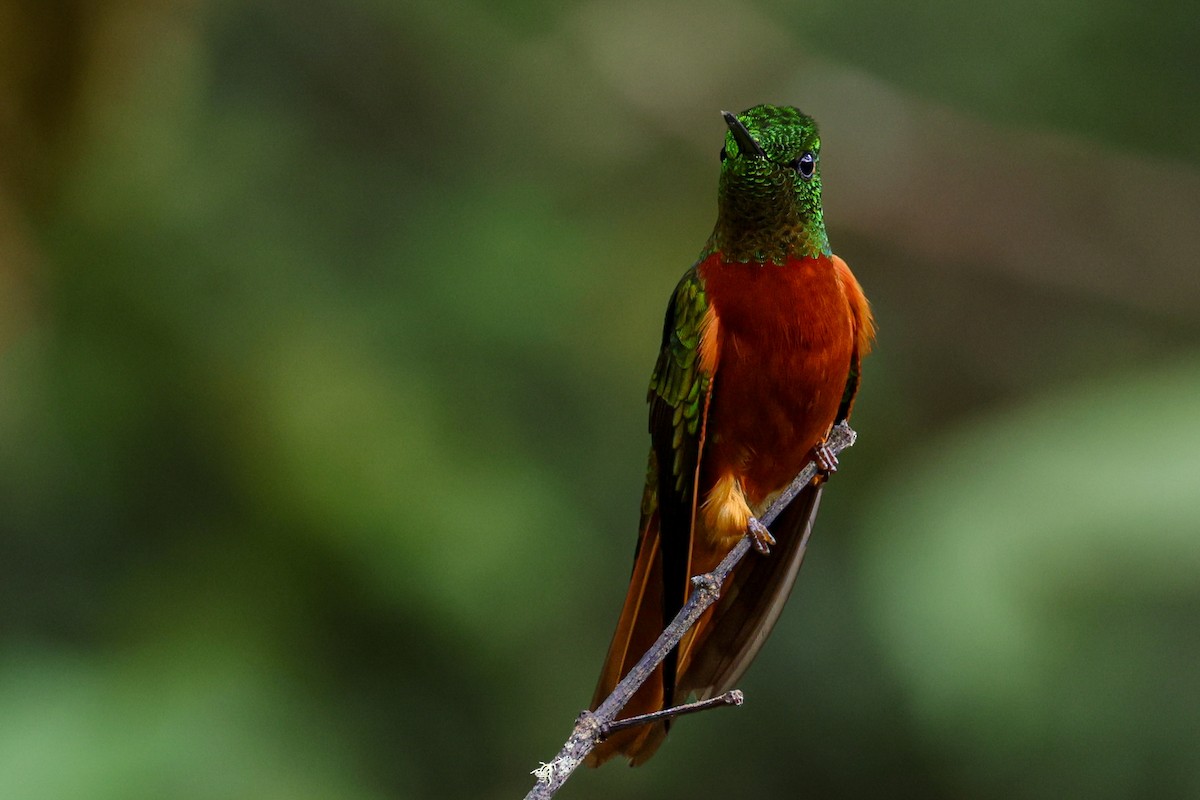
[2,1,1198,798]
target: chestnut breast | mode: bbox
[698,254,855,506]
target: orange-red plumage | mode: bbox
[699,252,859,509]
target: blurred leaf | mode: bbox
[861,356,1200,797]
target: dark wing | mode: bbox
[586,266,716,766]
[835,348,864,423]
[679,481,823,699]
[646,266,716,707]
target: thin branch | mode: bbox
[524,422,858,799]
[600,690,744,737]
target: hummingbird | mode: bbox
[587,105,875,766]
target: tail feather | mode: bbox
[679,483,823,699]
[586,513,670,766]
[587,483,824,766]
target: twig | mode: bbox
[601,690,744,737]
[524,422,857,799]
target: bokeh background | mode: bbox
[2,1,1198,798]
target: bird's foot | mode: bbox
[747,517,775,555]
[814,440,839,476]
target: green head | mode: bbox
[706,104,829,264]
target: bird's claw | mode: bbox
[748,517,775,555]
[814,441,839,475]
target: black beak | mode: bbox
[721,110,766,159]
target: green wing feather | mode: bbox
[643,266,714,708]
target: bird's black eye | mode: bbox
[792,151,816,180]
[719,146,727,162]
